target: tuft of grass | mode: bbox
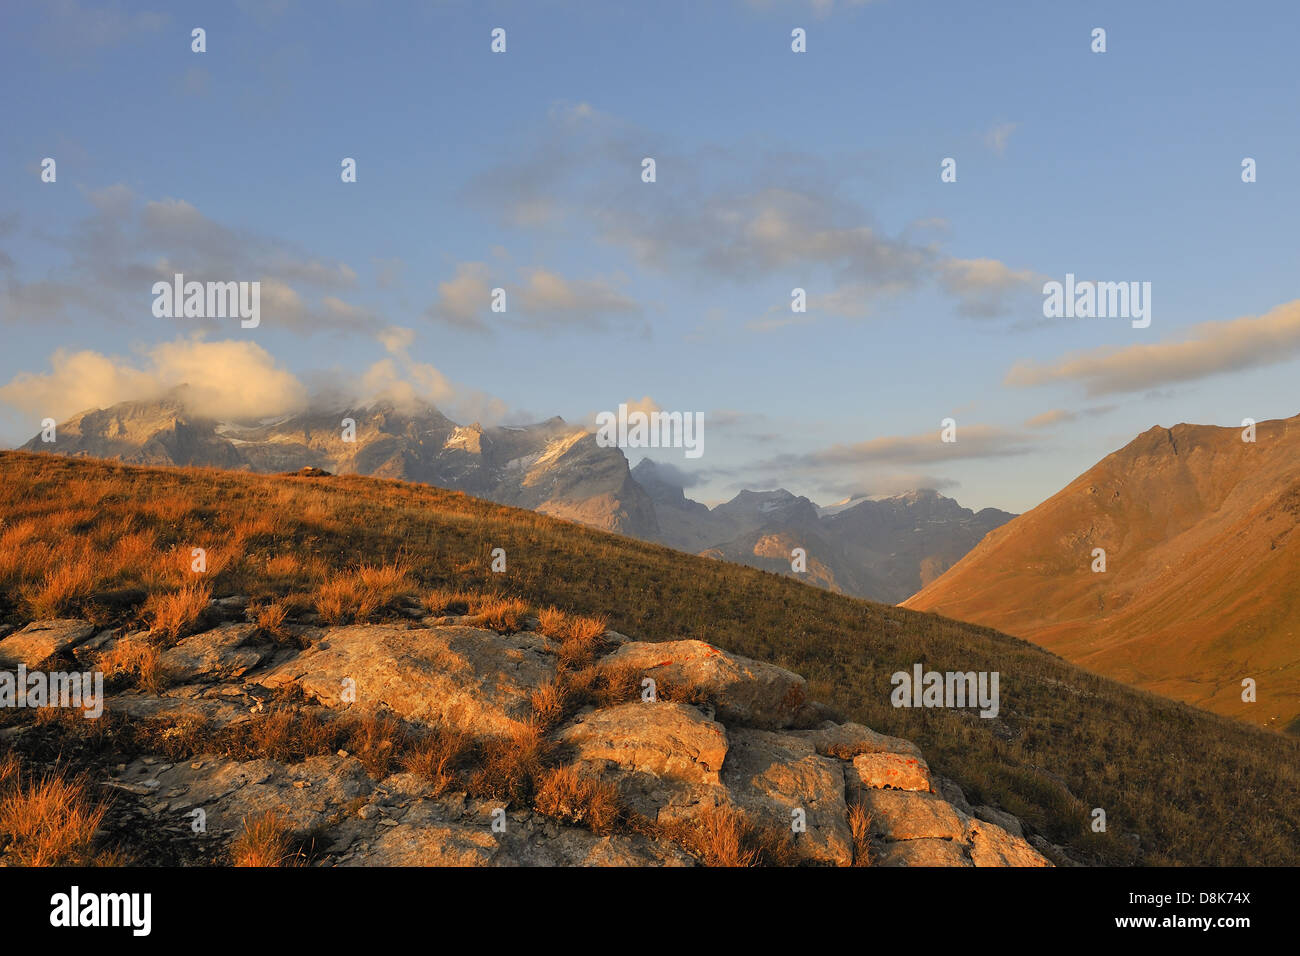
[468,720,552,805]
[254,601,288,632]
[537,606,606,642]
[97,636,165,694]
[687,806,758,867]
[472,596,530,633]
[145,582,211,641]
[423,587,475,617]
[0,752,19,793]
[533,766,620,835]
[529,678,570,734]
[0,758,115,866]
[250,599,290,637]
[566,661,643,710]
[25,559,98,619]
[241,710,340,764]
[848,802,873,866]
[231,811,296,867]
[538,606,608,669]
[315,562,410,624]
[668,805,800,867]
[400,727,469,796]
[342,712,408,778]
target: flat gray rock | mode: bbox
[0,619,97,667]
[253,624,557,737]
[721,727,853,866]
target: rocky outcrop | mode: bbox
[720,727,853,865]
[600,639,812,729]
[4,610,1051,867]
[0,619,98,667]
[159,623,273,683]
[253,624,557,738]
[555,701,728,822]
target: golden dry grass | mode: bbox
[529,677,569,734]
[145,582,211,641]
[538,606,608,669]
[533,766,620,835]
[0,752,19,793]
[315,562,411,624]
[241,710,339,764]
[423,587,475,616]
[468,720,552,805]
[343,712,408,778]
[0,757,114,866]
[250,599,289,636]
[231,811,296,867]
[471,596,529,633]
[848,802,873,866]
[685,806,758,867]
[1,451,1297,867]
[400,727,469,796]
[97,635,165,694]
[537,606,607,643]
[24,557,99,619]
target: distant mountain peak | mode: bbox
[904,412,1300,730]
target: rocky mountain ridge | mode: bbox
[20,392,1013,603]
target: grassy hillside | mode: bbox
[904,417,1300,731]
[1,451,1297,866]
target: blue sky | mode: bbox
[2,0,1298,512]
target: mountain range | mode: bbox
[17,393,1300,731]
[19,388,1013,604]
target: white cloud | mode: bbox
[1,188,377,332]
[1005,299,1300,396]
[425,262,493,331]
[0,338,308,422]
[939,258,1041,317]
[516,268,640,325]
[425,261,641,332]
[361,326,508,423]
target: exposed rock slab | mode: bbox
[974,804,1024,838]
[159,622,272,683]
[933,774,975,816]
[104,693,255,727]
[967,818,1051,867]
[721,727,852,866]
[0,619,96,667]
[253,624,556,736]
[851,751,931,792]
[555,701,729,821]
[111,753,374,838]
[335,795,694,867]
[859,789,967,842]
[601,639,807,729]
[791,720,922,759]
[875,838,972,867]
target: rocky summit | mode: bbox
[2,602,1052,867]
